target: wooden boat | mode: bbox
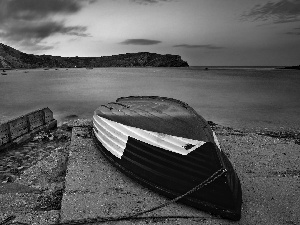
[92,96,242,220]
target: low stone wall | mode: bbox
[0,108,57,151]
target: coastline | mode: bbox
[0,119,299,224]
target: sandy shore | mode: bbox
[213,125,299,224]
[0,119,299,224]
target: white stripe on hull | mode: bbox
[212,131,222,151]
[93,115,206,158]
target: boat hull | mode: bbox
[92,96,242,220]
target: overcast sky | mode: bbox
[0,0,299,66]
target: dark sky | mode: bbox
[0,0,299,66]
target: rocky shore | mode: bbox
[0,124,71,183]
[276,65,300,70]
[0,123,72,225]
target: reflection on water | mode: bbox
[1,67,300,131]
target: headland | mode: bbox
[0,43,189,69]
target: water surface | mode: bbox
[1,67,299,131]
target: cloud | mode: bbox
[20,41,55,51]
[285,31,300,35]
[130,0,173,5]
[0,0,93,23]
[285,27,300,35]
[173,44,224,49]
[241,0,300,24]
[0,21,89,42]
[0,0,93,50]
[120,39,162,45]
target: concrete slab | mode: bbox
[60,126,219,225]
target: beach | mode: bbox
[0,67,299,224]
[214,124,299,225]
[0,119,299,224]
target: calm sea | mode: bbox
[1,67,299,132]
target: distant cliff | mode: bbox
[277,65,300,70]
[0,43,189,69]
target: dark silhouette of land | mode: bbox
[0,43,189,69]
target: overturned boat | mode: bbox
[92,96,242,220]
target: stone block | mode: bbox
[0,123,10,145]
[43,108,54,124]
[0,108,57,151]
[28,110,44,130]
[8,116,28,140]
